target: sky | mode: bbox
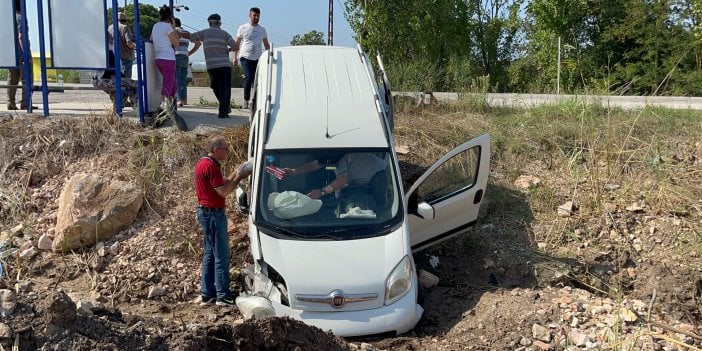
[24,0,358,63]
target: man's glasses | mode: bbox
[215,147,230,152]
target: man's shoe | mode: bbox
[243,100,249,109]
[216,297,237,307]
[6,104,18,110]
[200,296,216,306]
[20,105,38,110]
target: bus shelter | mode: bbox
[0,0,176,122]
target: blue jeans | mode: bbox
[175,55,189,103]
[239,57,258,102]
[120,58,133,79]
[197,207,232,299]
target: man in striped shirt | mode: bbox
[182,14,238,118]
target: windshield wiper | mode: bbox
[261,223,308,239]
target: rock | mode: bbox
[148,286,165,298]
[37,234,53,250]
[515,175,542,190]
[532,340,551,350]
[52,173,143,253]
[395,144,410,155]
[45,290,77,327]
[569,329,589,346]
[0,322,12,338]
[620,308,638,323]
[109,242,121,254]
[10,224,24,235]
[76,300,94,316]
[418,269,440,289]
[19,246,38,258]
[625,203,644,212]
[519,337,532,346]
[0,290,17,317]
[604,183,620,191]
[532,324,551,342]
[557,201,576,217]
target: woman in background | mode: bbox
[151,5,179,109]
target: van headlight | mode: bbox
[385,256,412,305]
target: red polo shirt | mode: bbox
[195,156,226,208]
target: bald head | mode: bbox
[208,136,227,153]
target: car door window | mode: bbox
[417,146,480,203]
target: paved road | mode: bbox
[3,86,702,125]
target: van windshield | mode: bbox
[254,148,403,240]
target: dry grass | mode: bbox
[393,99,702,259]
[0,115,250,228]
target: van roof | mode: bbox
[262,46,389,150]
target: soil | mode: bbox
[0,113,700,350]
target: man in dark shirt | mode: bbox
[195,136,250,307]
[7,0,34,111]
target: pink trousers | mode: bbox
[155,59,177,98]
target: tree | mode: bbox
[290,30,326,46]
[107,3,159,40]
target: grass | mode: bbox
[392,98,702,261]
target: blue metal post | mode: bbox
[134,0,146,122]
[20,0,32,113]
[37,0,50,117]
[112,0,122,116]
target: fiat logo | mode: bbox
[331,293,345,308]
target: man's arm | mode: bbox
[189,41,201,56]
[125,28,136,50]
[263,38,270,51]
[233,37,242,65]
[215,171,247,198]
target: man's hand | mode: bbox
[307,189,322,199]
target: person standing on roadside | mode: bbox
[182,14,237,118]
[7,0,35,111]
[174,18,200,107]
[150,5,179,108]
[108,12,136,79]
[234,7,270,109]
[195,136,251,307]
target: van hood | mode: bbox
[258,228,407,311]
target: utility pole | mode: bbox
[328,0,333,46]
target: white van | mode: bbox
[237,45,490,337]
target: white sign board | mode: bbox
[0,1,16,67]
[50,0,107,68]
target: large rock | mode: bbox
[52,173,142,253]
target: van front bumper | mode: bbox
[272,288,423,337]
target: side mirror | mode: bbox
[416,202,435,220]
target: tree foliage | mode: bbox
[343,0,702,95]
[107,3,159,40]
[290,30,326,46]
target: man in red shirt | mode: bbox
[195,136,250,307]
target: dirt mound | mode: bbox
[170,317,350,351]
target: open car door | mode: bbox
[406,134,490,252]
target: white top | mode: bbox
[151,22,176,61]
[336,153,386,184]
[236,23,268,60]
